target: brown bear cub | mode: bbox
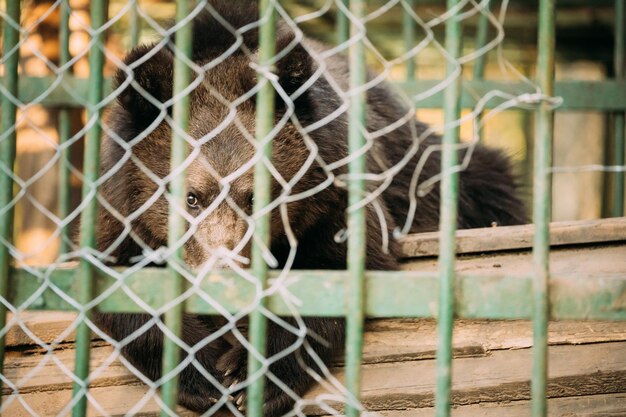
[94,1,526,415]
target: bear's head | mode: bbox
[100,5,347,269]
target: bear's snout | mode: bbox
[185,204,250,269]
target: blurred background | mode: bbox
[1,0,624,265]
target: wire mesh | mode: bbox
[0,0,623,416]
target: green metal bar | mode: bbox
[9,267,626,320]
[613,120,625,215]
[72,0,107,415]
[612,0,625,216]
[0,0,21,409]
[473,1,490,80]
[129,0,140,48]
[58,0,72,255]
[401,80,626,110]
[403,0,417,81]
[247,0,275,414]
[160,0,193,414]
[14,77,626,111]
[435,0,462,416]
[337,0,349,46]
[345,0,367,416]
[531,0,556,416]
[473,1,489,143]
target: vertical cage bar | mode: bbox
[531,0,555,416]
[0,0,21,407]
[72,0,107,415]
[345,0,367,416]
[403,0,416,81]
[160,0,193,414]
[472,1,489,143]
[337,0,349,46]
[58,0,72,255]
[129,0,140,48]
[434,1,462,416]
[247,1,275,415]
[473,1,489,80]
[612,0,625,217]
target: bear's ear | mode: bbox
[188,3,260,60]
[114,44,174,129]
[275,36,314,100]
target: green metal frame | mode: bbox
[129,0,141,48]
[11,77,626,111]
[58,0,72,256]
[71,0,107,415]
[1,1,624,417]
[248,0,276,414]
[434,1,462,415]
[160,0,194,414]
[345,1,367,415]
[403,0,417,81]
[8,268,625,320]
[531,1,556,416]
[0,0,21,409]
[612,0,625,217]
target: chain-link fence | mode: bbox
[1,0,625,416]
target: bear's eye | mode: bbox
[186,193,199,209]
[247,193,254,208]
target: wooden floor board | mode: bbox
[321,393,626,417]
[402,243,626,278]
[3,319,625,416]
[304,341,626,414]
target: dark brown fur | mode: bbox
[94,1,526,415]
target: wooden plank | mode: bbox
[401,243,626,278]
[320,393,626,417]
[304,342,626,414]
[1,384,200,417]
[2,344,135,396]
[359,319,626,365]
[5,312,78,347]
[0,344,222,417]
[27,382,599,417]
[399,217,626,258]
[3,319,625,415]
[6,315,626,365]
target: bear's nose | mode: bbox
[213,257,234,269]
[206,246,249,269]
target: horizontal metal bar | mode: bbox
[11,76,626,111]
[8,267,626,320]
[13,76,113,108]
[401,80,626,111]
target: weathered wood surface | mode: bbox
[307,341,626,414]
[2,379,197,417]
[402,243,626,278]
[399,217,626,258]
[3,315,626,416]
[321,393,626,417]
[4,311,78,346]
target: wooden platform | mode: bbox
[2,219,626,416]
